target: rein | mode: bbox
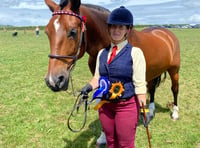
[67,93,89,132]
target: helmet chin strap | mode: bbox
[124,29,130,39]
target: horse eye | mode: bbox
[67,29,77,39]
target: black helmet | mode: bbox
[107,6,133,26]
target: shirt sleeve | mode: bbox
[94,49,104,79]
[131,47,147,94]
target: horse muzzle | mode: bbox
[45,73,69,92]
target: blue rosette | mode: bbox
[92,77,110,100]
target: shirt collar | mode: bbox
[111,40,128,51]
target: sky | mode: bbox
[0,0,200,26]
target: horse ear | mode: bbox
[60,0,68,9]
[45,0,60,12]
[71,0,81,12]
[62,0,81,13]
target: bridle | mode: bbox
[47,10,86,96]
[47,11,89,132]
[48,10,86,64]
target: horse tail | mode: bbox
[153,72,167,88]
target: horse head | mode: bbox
[44,0,86,91]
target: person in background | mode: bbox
[80,6,153,148]
[12,29,18,37]
[35,26,40,37]
[3,27,7,32]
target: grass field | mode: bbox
[0,27,200,148]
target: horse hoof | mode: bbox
[171,105,179,120]
[149,102,155,117]
[171,116,179,121]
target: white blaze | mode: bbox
[54,18,60,32]
[48,18,60,87]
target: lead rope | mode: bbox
[67,93,89,132]
[67,54,88,132]
[69,75,76,97]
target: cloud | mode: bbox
[182,0,200,8]
[10,2,47,10]
[0,0,199,26]
[0,7,51,26]
[189,14,200,23]
[82,0,176,6]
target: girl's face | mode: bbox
[109,25,129,44]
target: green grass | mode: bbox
[0,28,200,148]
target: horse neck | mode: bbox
[80,5,110,56]
[128,28,145,46]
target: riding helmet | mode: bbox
[107,6,133,26]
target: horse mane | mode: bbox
[142,26,164,33]
[60,0,110,13]
[59,0,81,12]
[82,4,110,13]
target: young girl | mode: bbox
[81,6,151,147]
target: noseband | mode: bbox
[48,10,86,63]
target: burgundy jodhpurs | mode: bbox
[99,96,139,148]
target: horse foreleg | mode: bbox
[147,75,164,119]
[168,67,179,120]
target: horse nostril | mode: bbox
[55,75,65,87]
[58,75,64,83]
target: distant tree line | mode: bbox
[1,24,199,31]
[0,26,45,30]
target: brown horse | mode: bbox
[44,0,180,120]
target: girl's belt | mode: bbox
[94,98,131,110]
